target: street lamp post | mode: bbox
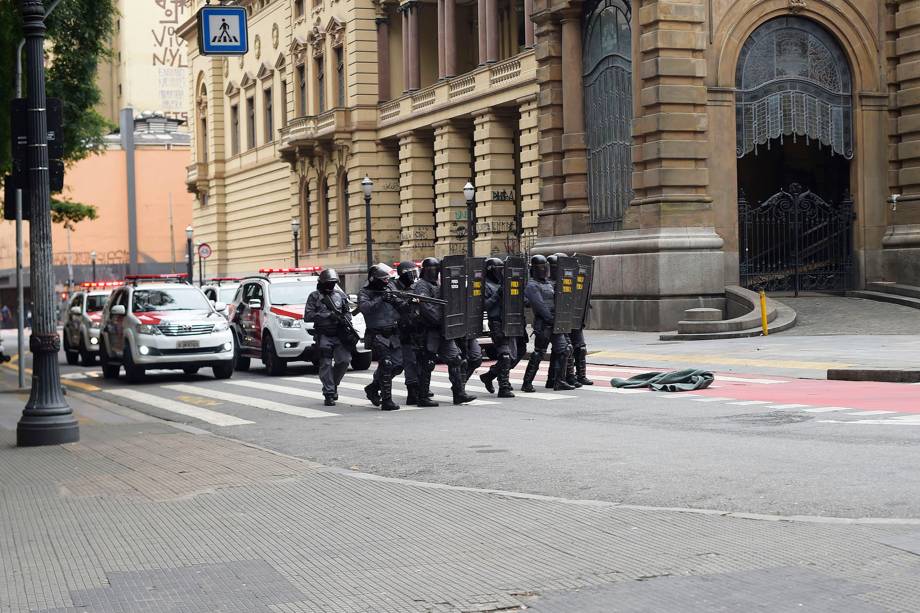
[362,176,373,270]
[185,226,194,284]
[16,0,79,446]
[463,182,476,257]
[196,243,204,286]
[90,251,97,283]
[291,218,301,267]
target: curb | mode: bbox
[827,369,920,383]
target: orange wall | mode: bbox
[0,147,193,278]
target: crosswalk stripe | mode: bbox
[727,400,772,406]
[164,384,339,418]
[506,364,787,385]
[344,373,499,405]
[105,388,254,427]
[844,410,897,416]
[691,397,735,403]
[659,394,700,399]
[430,372,573,400]
[224,380,374,408]
[286,377,453,408]
[803,407,852,413]
[767,404,810,409]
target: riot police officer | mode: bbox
[395,261,424,405]
[545,253,580,389]
[479,257,516,398]
[303,269,354,406]
[358,264,406,411]
[568,252,594,386]
[415,257,476,405]
[521,255,574,392]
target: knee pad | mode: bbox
[498,352,512,366]
[530,348,545,362]
[380,356,393,371]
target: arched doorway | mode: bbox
[735,16,855,294]
[582,0,632,231]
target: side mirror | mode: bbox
[111,305,126,316]
[249,299,262,310]
[70,306,81,315]
[214,301,227,312]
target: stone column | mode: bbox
[401,8,409,93]
[559,10,588,228]
[398,131,436,259]
[477,0,487,65]
[473,110,516,256]
[408,2,420,90]
[534,16,565,237]
[518,95,540,251]
[523,0,534,48]
[433,120,473,256]
[437,0,446,79]
[486,0,499,62]
[351,139,401,265]
[444,0,457,77]
[377,17,390,101]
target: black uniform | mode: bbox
[521,256,574,392]
[303,270,353,405]
[479,266,518,398]
[358,265,406,411]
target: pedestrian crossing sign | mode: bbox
[197,5,249,56]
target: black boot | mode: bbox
[416,368,439,407]
[324,395,336,407]
[379,375,400,411]
[576,347,594,385]
[480,369,496,394]
[544,357,556,389]
[450,363,476,404]
[364,381,381,406]
[566,353,582,388]
[552,353,575,391]
[406,384,419,406]
[521,352,541,393]
[497,355,514,398]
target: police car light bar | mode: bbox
[124,273,189,285]
[258,267,322,275]
[80,281,123,289]
[208,277,242,284]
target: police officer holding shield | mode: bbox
[479,257,517,398]
[395,261,425,405]
[568,253,594,386]
[521,255,574,392]
[415,257,476,405]
[358,264,406,411]
[303,269,354,406]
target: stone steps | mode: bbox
[848,289,920,311]
[866,282,920,301]
[660,286,797,341]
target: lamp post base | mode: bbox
[17,415,80,446]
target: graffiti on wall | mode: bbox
[153,1,190,116]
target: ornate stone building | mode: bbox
[180,0,920,330]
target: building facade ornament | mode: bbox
[272,23,280,49]
[789,0,806,13]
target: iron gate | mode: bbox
[739,183,854,295]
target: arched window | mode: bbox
[338,170,349,246]
[300,179,311,252]
[319,174,330,250]
[582,0,631,231]
[196,81,209,163]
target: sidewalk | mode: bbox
[2,387,920,611]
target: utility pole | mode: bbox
[16,0,79,446]
[168,193,176,273]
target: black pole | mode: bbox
[293,232,300,267]
[16,0,78,446]
[198,253,203,286]
[364,194,373,270]
[466,196,475,257]
[186,238,193,284]
[91,257,96,283]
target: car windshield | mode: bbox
[219,287,238,303]
[132,288,211,312]
[269,280,317,305]
[85,294,109,313]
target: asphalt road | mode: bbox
[7,330,917,522]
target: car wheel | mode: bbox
[262,335,286,376]
[182,366,200,375]
[234,332,250,371]
[212,360,234,379]
[79,340,96,366]
[350,349,373,372]
[99,339,120,379]
[63,334,79,365]
[122,342,145,383]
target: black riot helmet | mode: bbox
[317,268,340,294]
[420,257,440,284]
[530,254,548,281]
[484,257,504,283]
[396,261,418,287]
[368,263,393,290]
[546,254,559,280]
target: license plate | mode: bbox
[176,340,200,350]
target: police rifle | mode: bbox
[385,288,447,306]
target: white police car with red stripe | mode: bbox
[230,268,372,375]
[98,274,235,382]
[63,281,121,366]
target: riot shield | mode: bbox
[572,254,595,329]
[465,257,485,338]
[552,256,578,334]
[502,255,526,337]
[440,255,468,340]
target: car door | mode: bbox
[110,289,129,355]
[238,282,265,350]
[66,293,83,346]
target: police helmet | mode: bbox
[420,257,440,284]
[484,257,504,283]
[318,268,340,293]
[368,263,392,290]
[530,254,548,280]
[396,261,418,286]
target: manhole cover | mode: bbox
[724,411,813,425]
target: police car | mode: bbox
[62,281,121,366]
[202,278,242,308]
[230,267,372,375]
[98,274,235,382]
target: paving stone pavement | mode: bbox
[3,409,920,612]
